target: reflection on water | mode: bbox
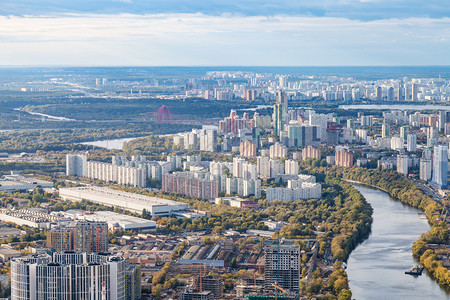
[80,137,138,150]
[339,104,450,111]
[347,185,449,300]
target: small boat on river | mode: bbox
[405,265,424,276]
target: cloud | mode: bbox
[0,13,448,66]
[0,0,449,21]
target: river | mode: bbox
[346,185,449,299]
[80,137,141,150]
[339,104,450,111]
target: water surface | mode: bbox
[347,185,449,300]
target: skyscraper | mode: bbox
[46,227,73,252]
[264,244,300,293]
[382,124,390,138]
[74,221,108,253]
[276,90,288,107]
[273,104,286,137]
[407,134,417,152]
[400,126,409,140]
[11,252,140,300]
[432,145,448,189]
[66,154,87,177]
[439,110,447,133]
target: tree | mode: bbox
[152,284,163,298]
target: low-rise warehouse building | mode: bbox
[0,175,53,192]
[59,186,189,216]
[63,210,157,231]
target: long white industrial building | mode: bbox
[59,186,189,216]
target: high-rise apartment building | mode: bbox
[432,145,448,189]
[269,142,288,159]
[162,172,219,200]
[301,146,321,160]
[287,125,318,147]
[397,154,409,176]
[360,115,373,127]
[273,104,286,137]
[335,148,353,167]
[407,134,417,152]
[285,159,299,176]
[240,140,257,157]
[11,252,140,300]
[264,244,300,293]
[439,110,447,132]
[199,129,218,152]
[400,126,409,140]
[66,154,87,177]
[74,221,108,253]
[46,227,73,252]
[382,124,390,138]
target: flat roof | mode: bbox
[80,211,155,227]
[59,186,187,208]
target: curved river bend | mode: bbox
[347,185,449,300]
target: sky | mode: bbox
[0,0,449,66]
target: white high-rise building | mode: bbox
[284,160,299,176]
[397,154,409,176]
[199,129,217,152]
[432,145,448,189]
[264,244,300,293]
[420,158,433,181]
[407,134,417,152]
[390,137,404,150]
[11,252,140,300]
[257,156,271,178]
[66,154,87,177]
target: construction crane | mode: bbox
[271,283,287,300]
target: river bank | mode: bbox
[346,185,449,299]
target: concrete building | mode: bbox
[273,104,286,137]
[360,115,373,127]
[266,183,321,201]
[199,129,218,152]
[74,221,108,253]
[432,145,448,189]
[71,211,157,231]
[397,154,409,176]
[192,275,223,299]
[390,137,404,150]
[46,227,73,252]
[382,124,390,138]
[257,156,270,178]
[335,148,353,167]
[226,177,261,197]
[214,197,261,209]
[407,134,417,152]
[301,146,321,160]
[269,142,288,159]
[162,172,219,200]
[59,186,189,216]
[264,244,300,293]
[420,158,433,181]
[240,140,257,158]
[400,126,409,140]
[287,125,318,147]
[0,175,53,192]
[66,154,87,177]
[180,291,214,300]
[87,161,146,188]
[284,159,298,176]
[11,252,140,300]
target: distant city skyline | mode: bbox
[0,1,449,66]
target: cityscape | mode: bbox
[1,0,450,300]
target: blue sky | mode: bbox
[0,1,449,66]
